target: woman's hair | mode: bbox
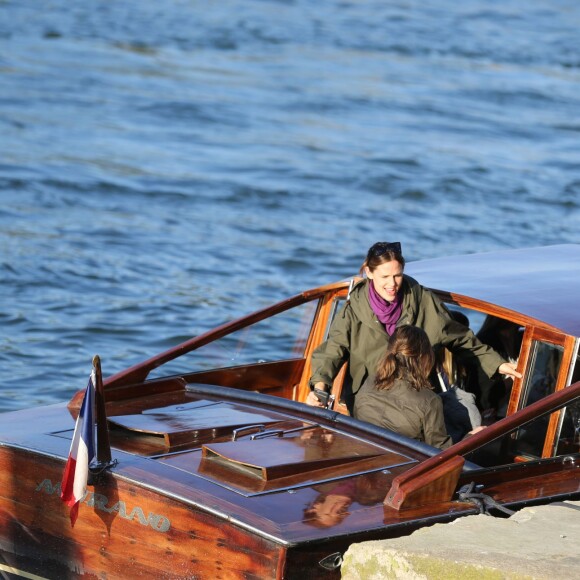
[359,241,405,275]
[374,325,435,391]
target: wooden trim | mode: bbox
[504,326,574,458]
[384,455,465,510]
[507,327,569,418]
[506,326,535,417]
[530,327,572,345]
[542,334,577,457]
[432,290,560,333]
[275,546,287,580]
[294,298,328,403]
[184,359,305,399]
[68,377,188,415]
[295,288,349,404]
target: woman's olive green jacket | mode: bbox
[309,276,505,398]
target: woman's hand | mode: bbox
[498,361,522,380]
[305,382,328,407]
[462,425,487,439]
[467,425,487,436]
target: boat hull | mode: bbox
[0,446,284,579]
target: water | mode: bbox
[1,0,579,412]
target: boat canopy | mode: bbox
[406,244,580,336]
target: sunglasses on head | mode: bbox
[370,242,402,257]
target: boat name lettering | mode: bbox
[35,479,171,532]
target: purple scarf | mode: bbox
[368,281,402,336]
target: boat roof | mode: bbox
[405,244,580,336]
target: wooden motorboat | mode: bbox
[1,244,579,579]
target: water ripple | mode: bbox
[1,0,580,411]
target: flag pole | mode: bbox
[91,354,113,472]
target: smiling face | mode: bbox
[365,259,404,303]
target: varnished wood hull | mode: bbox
[0,448,284,579]
[0,446,476,580]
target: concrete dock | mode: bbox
[342,500,580,579]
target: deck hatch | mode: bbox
[202,436,386,480]
[107,400,288,449]
[155,426,417,495]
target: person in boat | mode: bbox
[306,241,521,412]
[432,310,483,443]
[353,325,484,449]
[475,315,524,420]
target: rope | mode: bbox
[458,482,516,516]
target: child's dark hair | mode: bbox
[374,325,434,391]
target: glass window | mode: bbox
[555,401,580,456]
[325,297,345,340]
[520,341,563,408]
[511,341,564,458]
[465,405,575,468]
[148,300,319,379]
[555,350,580,455]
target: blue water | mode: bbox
[1,0,579,412]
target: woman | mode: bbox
[354,325,462,449]
[306,241,521,411]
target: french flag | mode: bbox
[60,372,96,526]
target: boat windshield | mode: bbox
[148,299,319,379]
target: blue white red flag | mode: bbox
[60,371,96,527]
